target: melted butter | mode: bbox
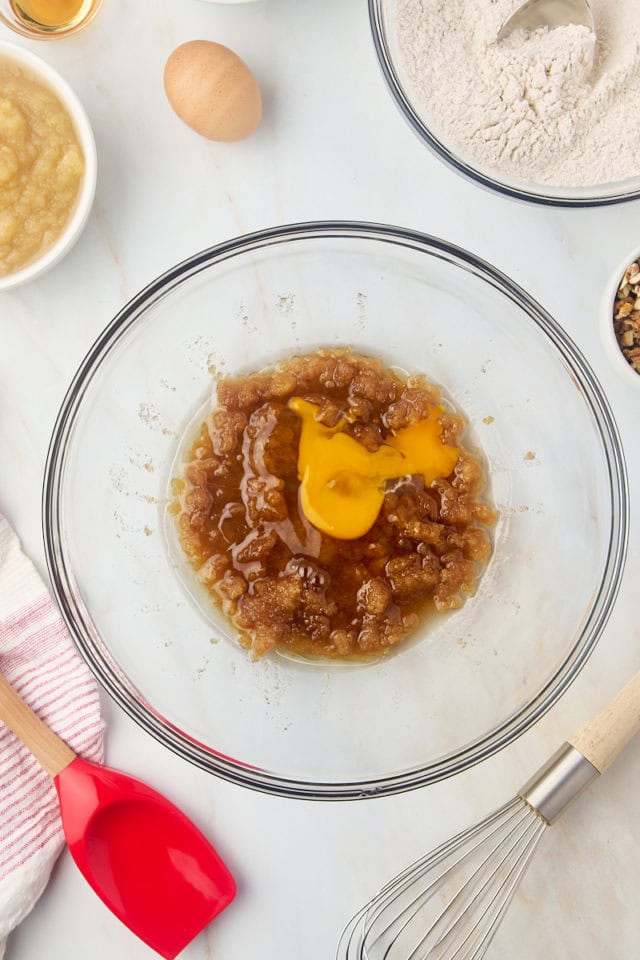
[289,398,459,540]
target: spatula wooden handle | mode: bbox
[0,673,76,778]
[568,670,640,773]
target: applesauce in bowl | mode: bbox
[0,42,96,288]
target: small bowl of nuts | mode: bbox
[603,254,640,387]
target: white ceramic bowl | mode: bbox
[601,250,640,389]
[0,42,97,291]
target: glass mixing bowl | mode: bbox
[43,223,628,799]
[368,1,640,207]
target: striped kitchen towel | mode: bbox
[0,514,104,958]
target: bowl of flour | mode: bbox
[369,0,640,205]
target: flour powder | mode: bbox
[397,0,640,187]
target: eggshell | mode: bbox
[164,40,262,142]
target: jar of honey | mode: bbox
[0,0,102,39]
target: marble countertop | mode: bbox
[2,1,639,958]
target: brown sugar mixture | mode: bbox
[172,350,495,659]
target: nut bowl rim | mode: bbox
[600,248,640,390]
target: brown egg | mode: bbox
[164,40,262,143]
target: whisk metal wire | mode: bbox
[340,674,640,960]
[338,743,601,960]
[338,798,547,960]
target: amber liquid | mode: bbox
[9,0,100,33]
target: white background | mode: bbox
[2,1,640,958]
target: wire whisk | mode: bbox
[337,669,640,960]
[338,797,546,960]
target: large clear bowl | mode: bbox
[43,222,628,799]
[368,1,640,208]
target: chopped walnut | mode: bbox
[613,259,640,375]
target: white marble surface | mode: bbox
[2,1,640,958]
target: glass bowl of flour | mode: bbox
[369,0,640,206]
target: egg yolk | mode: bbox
[288,397,459,540]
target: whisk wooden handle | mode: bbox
[568,670,640,773]
[0,673,76,778]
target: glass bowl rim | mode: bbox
[42,220,629,799]
[367,0,640,209]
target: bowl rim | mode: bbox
[42,221,630,799]
[0,41,97,291]
[367,0,640,209]
[600,248,640,389]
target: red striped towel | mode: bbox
[0,514,104,958]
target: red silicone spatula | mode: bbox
[0,672,236,959]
